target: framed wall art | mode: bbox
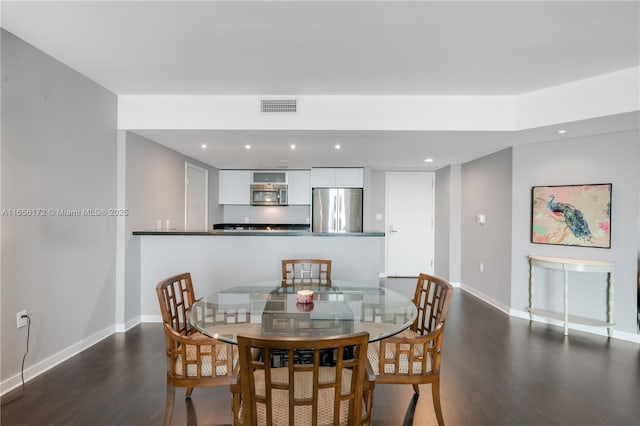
[531,183,611,248]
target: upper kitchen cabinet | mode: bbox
[219,170,250,204]
[287,170,311,205]
[251,170,287,184]
[311,167,363,188]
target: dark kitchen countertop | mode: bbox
[134,222,384,236]
[132,229,384,237]
[213,223,311,231]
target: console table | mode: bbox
[528,255,615,337]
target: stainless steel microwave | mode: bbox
[250,184,288,206]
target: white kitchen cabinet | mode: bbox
[310,168,336,187]
[335,168,363,187]
[287,170,311,205]
[311,167,363,188]
[219,170,250,204]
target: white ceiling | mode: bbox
[2,1,639,169]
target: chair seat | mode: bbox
[239,366,367,426]
[367,329,431,375]
[175,332,237,377]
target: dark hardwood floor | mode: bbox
[2,287,639,426]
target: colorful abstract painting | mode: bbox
[531,184,611,248]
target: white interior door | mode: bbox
[386,172,434,277]
[185,163,208,231]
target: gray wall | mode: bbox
[368,169,387,272]
[368,169,387,233]
[1,30,117,382]
[511,131,640,333]
[124,132,219,324]
[461,148,513,308]
[435,166,451,279]
[125,131,219,232]
[448,165,461,283]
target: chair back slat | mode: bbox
[157,272,195,336]
[412,273,453,335]
[281,259,332,287]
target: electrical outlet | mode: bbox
[16,310,28,329]
[479,263,484,272]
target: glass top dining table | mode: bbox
[188,281,418,344]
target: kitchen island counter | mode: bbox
[133,232,385,320]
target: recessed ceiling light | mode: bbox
[557,129,567,134]
[244,144,251,150]
[290,144,296,150]
[201,144,207,149]
[424,158,434,163]
[334,144,341,150]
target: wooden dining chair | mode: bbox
[230,331,375,426]
[281,259,332,287]
[367,273,453,426]
[156,272,236,426]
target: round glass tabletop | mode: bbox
[189,281,417,343]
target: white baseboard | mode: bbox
[459,283,511,316]
[115,316,142,333]
[0,324,116,396]
[141,314,163,323]
[460,285,640,344]
[509,308,640,343]
[613,329,640,343]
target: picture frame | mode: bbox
[531,183,612,248]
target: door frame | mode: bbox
[384,171,435,277]
[184,162,209,231]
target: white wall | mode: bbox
[511,131,640,334]
[222,205,310,225]
[1,30,117,388]
[119,95,516,131]
[117,67,640,132]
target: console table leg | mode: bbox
[563,270,569,336]
[607,272,614,338]
[529,262,534,321]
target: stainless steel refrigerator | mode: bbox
[312,188,363,233]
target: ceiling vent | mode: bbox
[260,98,297,113]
